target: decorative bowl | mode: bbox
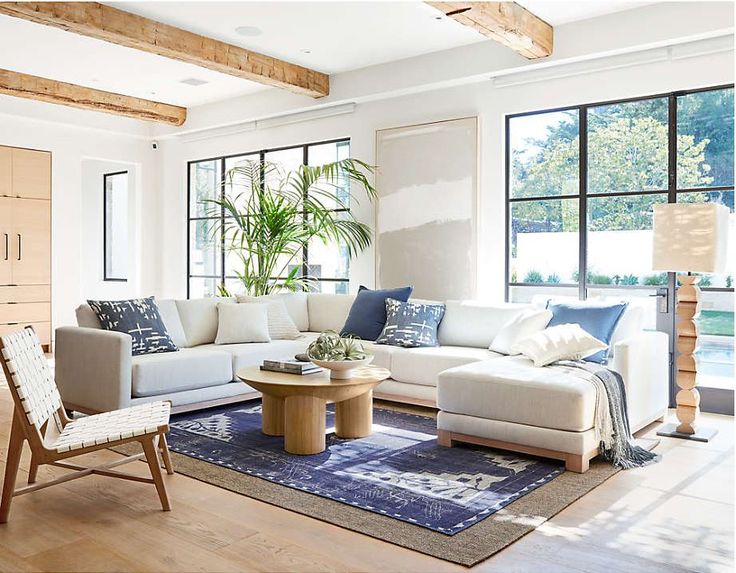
[308,355,374,379]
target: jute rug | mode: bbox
[115,402,656,567]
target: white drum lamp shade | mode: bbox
[652,203,729,273]
[651,201,729,441]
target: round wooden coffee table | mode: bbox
[236,366,391,455]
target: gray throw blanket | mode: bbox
[552,360,660,469]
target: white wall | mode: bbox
[155,42,734,302]
[81,160,141,300]
[0,97,157,329]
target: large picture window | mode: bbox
[506,85,734,393]
[188,139,351,298]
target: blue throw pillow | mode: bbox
[546,301,628,363]
[376,299,446,348]
[341,285,413,341]
[88,297,178,356]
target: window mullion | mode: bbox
[579,106,588,301]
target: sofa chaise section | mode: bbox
[436,330,669,472]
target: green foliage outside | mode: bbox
[510,89,734,285]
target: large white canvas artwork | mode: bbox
[375,117,478,300]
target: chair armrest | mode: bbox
[610,330,669,431]
[55,327,132,413]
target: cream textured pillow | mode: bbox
[236,295,302,340]
[214,303,270,345]
[489,309,553,355]
[510,324,608,367]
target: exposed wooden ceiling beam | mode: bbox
[0,2,330,98]
[0,68,187,125]
[427,2,553,59]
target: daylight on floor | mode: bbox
[0,1,732,572]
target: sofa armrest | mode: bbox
[55,326,133,413]
[610,330,669,431]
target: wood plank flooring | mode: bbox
[0,381,731,572]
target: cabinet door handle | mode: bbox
[3,233,7,261]
[16,234,21,261]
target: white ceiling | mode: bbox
[0,1,655,108]
[516,1,652,25]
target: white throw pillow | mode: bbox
[511,324,608,367]
[490,309,553,355]
[236,295,301,340]
[214,303,270,345]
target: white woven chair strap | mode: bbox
[0,328,62,431]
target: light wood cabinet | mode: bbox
[0,146,51,349]
[10,199,51,285]
[11,148,51,200]
[0,197,11,285]
[0,147,11,197]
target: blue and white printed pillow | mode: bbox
[375,298,446,348]
[87,297,178,356]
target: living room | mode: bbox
[0,1,733,571]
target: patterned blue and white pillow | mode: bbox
[375,298,446,348]
[87,297,178,356]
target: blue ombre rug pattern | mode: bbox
[167,401,563,535]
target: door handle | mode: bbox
[16,234,21,261]
[649,288,669,313]
[3,233,7,261]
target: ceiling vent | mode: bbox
[180,78,209,87]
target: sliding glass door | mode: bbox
[506,85,734,414]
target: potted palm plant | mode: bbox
[206,158,376,296]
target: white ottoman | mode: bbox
[437,356,600,472]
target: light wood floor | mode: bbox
[0,383,731,573]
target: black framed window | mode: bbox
[187,138,351,298]
[506,84,734,396]
[103,171,128,282]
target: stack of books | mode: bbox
[260,359,322,375]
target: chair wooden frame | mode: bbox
[0,326,174,523]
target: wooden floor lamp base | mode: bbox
[656,423,718,443]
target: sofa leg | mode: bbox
[437,430,454,447]
[565,454,589,473]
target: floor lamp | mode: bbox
[652,202,729,442]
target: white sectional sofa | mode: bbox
[55,293,669,472]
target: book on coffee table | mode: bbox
[261,359,322,375]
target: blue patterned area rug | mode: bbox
[166,401,564,535]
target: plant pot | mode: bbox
[308,356,374,379]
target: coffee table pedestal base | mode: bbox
[284,395,326,455]
[261,395,285,436]
[335,390,373,438]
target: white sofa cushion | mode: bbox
[438,301,529,348]
[215,303,270,345]
[236,295,301,340]
[156,299,188,348]
[390,345,504,387]
[131,347,232,398]
[489,309,552,355]
[437,356,597,432]
[175,297,235,347]
[237,292,309,332]
[511,324,607,367]
[200,336,316,376]
[75,304,101,329]
[308,293,356,333]
[361,341,403,370]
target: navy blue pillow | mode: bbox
[88,297,178,356]
[546,301,628,363]
[341,285,413,341]
[376,298,446,348]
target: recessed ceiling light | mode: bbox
[235,26,262,37]
[301,49,311,54]
[180,78,209,87]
